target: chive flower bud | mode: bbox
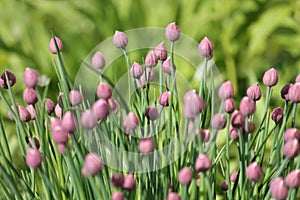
[262,68,278,87]
[198,37,213,60]
[23,68,39,88]
[165,22,181,42]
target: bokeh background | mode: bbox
[1,0,300,161]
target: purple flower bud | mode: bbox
[163,57,176,75]
[92,99,110,120]
[69,90,83,106]
[270,177,288,200]
[230,127,239,141]
[145,50,158,68]
[246,162,262,182]
[23,88,38,105]
[113,31,128,49]
[247,83,262,101]
[138,138,154,154]
[281,83,292,101]
[92,51,105,69]
[178,167,193,185]
[231,110,245,128]
[154,42,167,61]
[271,107,284,123]
[158,91,171,107]
[285,170,300,188]
[50,117,61,131]
[97,82,112,100]
[112,192,124,200]
[165,22,181,42]
[195,154,212,172]
[49,36,63,54]
[123,112,139,134]
[23,68,39,88]
[230,172,237,182]
[27,137,40,149]
[198,37,214,60]
[183,90,205,119]
[45,98,55,114]
[223,98,235,113]
[167,192,181,200]
[52,125,69,143]
[55,104,62,118]
[108,98,119,114]
[26,105,35,120]
[284,139,300,158]
[262,68,278,87]
[18,105,31,122]
[288,83,300,103]
[81,109,98,129]
[239,96,256,116]
[111,173,125,187]
[61,111,77,132]
[122,174,136,190]
[130,62,144,79]
[26,148,42,169]
[145,106,159,121]
[84,153,103,176]
[221,181,228,191]
[284,128,300,142]
[211,113,226,130]
[218,81,234,100]
[0,70,16,89]
[201,129,210,143]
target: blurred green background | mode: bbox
[1,0,300,151]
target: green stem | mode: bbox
[225,114,233,200]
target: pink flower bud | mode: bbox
[61,111,77,132]
[55,104,62,118]
[113,31,128,49]
[239,96,256,116]
[167,192,181,200]
[221,181,228,191]
[130,62,144,79]
[163,57,176,75]
[57,143,67,154]
[230,172,237,182]
[81,109,98,129]
[198,37,214,60]
[211,113,226,130]
[84,153,103,176]
[284,139,300,158]
[230,127,239,141]
[138,138,154,154]
[201,129,210,143]
[112,192,124,200]
[165,22,181,42]
[285,169,300,188]
[23,88,38,105]
[270,177,288,200]
[27,137,40,149]
[195,154,211,172]
[145,106,159,121]
[262,68,278,87]
[111,173,124,187]
[123,112,139,134]
[247,83,262,101]
[223,98,235,113]
[18,105,31,122]
[145,50,158,68]
[183,90,205,119]
[50,117,61,131]
[49,36,63,54]
[92,99,110,120]
[158,91,171,107]
[26,148,42,169]
[108,98,119,114]
[281,83,292,101]
[45,98,55,114]
[97,82,112,100]
[246,162,262,182]
[288,83,300,103]
[154,42,167,61]
[231,110,245,128]
[284,128,300,142]
[122,174,136,190]
[92,51,105,69]
[271,107,284,123]
[0,70,16,89]
[52,125,69,143]
[26,105,35,120]
[178,167,193,185]
[69,90,83,106]
[218,81,234,100]
[23,68,39,88]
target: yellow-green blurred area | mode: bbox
[1,0,300,158]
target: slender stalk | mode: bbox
[225,114,233,200]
